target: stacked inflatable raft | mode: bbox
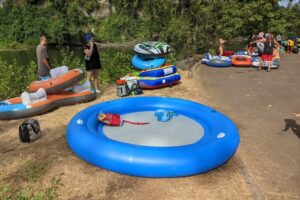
[137,65,180,89]
[122,64,181,89]
[0,67,96,120]
[131,41,171,69]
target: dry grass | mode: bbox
[0,68,252,200]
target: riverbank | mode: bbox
[0,69,253,199]
[1,49,298,199]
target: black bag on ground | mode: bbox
[19,118,41,143]
[130,83,143,95]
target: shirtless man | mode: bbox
[219,38,226,56]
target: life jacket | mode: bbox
[98,113,149,126]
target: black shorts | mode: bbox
[85,59,101,71]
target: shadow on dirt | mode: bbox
[1,125,70,183]
[283,119,300,138]
[0,119,23,135]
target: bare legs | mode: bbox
[267,60,271,72]
[258,56,272,71]
[258,58,262,70]
[87,70,101,93]
[93,70,100,92]
[87,70,93,83]
[219,46,223,56]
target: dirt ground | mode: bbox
[0,53,299,199]
[196,53,300,200]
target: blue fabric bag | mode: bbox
[154,109,178,122]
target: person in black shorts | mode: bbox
[84,34,102,93]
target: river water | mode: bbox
[0,45,132,66]
[0,40,247,66]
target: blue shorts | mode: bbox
[39,75,51,81]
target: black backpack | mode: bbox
[19,119,41,143]
[130,83,143,96]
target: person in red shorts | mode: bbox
[251,33,279,72]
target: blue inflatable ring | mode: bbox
[207,59,232,67]
[66,97,239,177]
[131,55,166,70]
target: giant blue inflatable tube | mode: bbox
[131,55,166,70]
[66,97,240,177]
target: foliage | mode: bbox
[99,51,134,88]
[0,1,90,46]
[0,0,299,55]
[0,58,37,100]
[93,0,300,54]
[52,47,84,70]
[96,13,138,42]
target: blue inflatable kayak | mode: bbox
[137,73,181,89]
[66,96,240,177]
[139,65,177,77]
[206,58,232,67]
[0,89,96,120]
[201,54,232,67]
[131,55,166,70]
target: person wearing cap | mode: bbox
[251,33,279,72]
[83,34,102,93]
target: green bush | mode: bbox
[0,58,37,100]
[53,47,84,70]
[99,51,133,88]
[96,14,138,42]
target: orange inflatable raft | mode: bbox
[0,87,96,120]
[28,69,84,93]
[231,55,252,67]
